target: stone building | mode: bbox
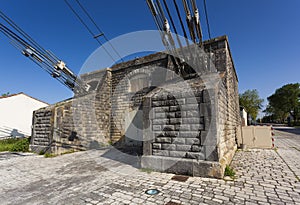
[30,36,241,178]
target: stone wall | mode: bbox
[110,53,169,147]
[146,80,207,160]
[216,39,240,169]
[30,70,112,154]
[141,36,240,178]
[30,106,54,152]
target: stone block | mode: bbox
[169,118,182,125]
[176,98,185,105]
[153,149,169,157]
[152,125,161,131]
[166,112,175,118]
[176,144,192,151]
[155,137,172,143]
[163,157,193,176]
[141,156,163,171]
[182,118,199,124]
[162,125,175,131]
[153,106,169,113]
[169,106,181,112]
[186,152,205,160]
[191,145,202,152]
[191,124,205,131]
[182,104,199,111]
[155,113,166,119]
[152,143,161,149]
[175,111,186,118]
[169,151,187,158]
[172,138,185,144]
[175,124,190,131]
[161,144,176,151]
[193,161,223,178]
[186,110,200,118]
[180,131,199,138]
[152,119,169,125]
[163,131,178,137]
[186,138,200,145]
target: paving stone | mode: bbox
[0,129,299,204]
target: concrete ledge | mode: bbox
[141,155,224,178]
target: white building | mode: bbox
[0,93,49,138]
[240,106,248,126]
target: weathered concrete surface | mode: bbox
[0,129,299,205]
[239,126,273,149]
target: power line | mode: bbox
[64,0,118,63]
[203,0,212,39]
[173,0,189,41]
[74,0,124,62]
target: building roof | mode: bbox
[0,92,49,105]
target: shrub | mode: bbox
[0,138,19,152]
[10,138,30,152]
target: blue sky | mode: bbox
[0,0,300,115]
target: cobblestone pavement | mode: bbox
[0,130,299,205]
[274,128,300,183]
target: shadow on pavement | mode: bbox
[100,147,142,169]
[274,127,300,135]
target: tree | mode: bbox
[264,104,288,123]
[1,92,10,97]
[266,83,300,123]
[239,89,264,120]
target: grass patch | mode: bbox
[60,149,75,155]
[44,153,57,158]
[0,137,30,152]
[224,165,235,177]
[140,168,153,174]
[44,149,76,158]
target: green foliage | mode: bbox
[0,138,30,152]
[266,83,300,123]
[60,149,75,155]
[0,138,19,152]
[239,89,264,120]
[140,168,153,174]
[1,92,10,97]
[44,149,76,158]
[38,150,45,155]
[224,165,235,177]
[44,153,57,158]
[10,138,30,152]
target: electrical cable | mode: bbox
[0,10,48,56]
[75,0,124,62]
[64,0,117,63]
[173,0,189,42]
[203,0,211,39]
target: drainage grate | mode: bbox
[165,201,182,205]
[171,175,189,182]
